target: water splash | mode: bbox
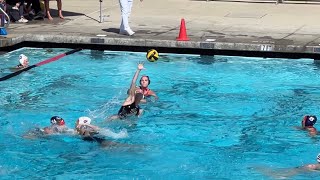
[98,128,128,139]
[86,91,123,120]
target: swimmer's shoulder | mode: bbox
[76,124,98,136]
[304,164,320,171]
[148,89,156,95]
[43,125,70,134]
[306,126,317,131]
[43,126,54,134]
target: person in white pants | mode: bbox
[119,0,143,36]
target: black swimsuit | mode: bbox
[82,136,105,144]
[117,103,140,119]
[82,136,116,147]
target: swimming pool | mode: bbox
[1,48,320,179]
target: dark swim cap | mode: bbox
[303,115,317,127]
[50,116,65,126]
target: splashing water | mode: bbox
[98,128,128,139]
[86,92,123,120]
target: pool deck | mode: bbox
[3,0,320,57]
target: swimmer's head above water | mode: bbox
[140,75,150,88]
[18,54,29,68]
[302,115,317,128]
[50,116,65,126]
[77,116,91,125]
[75,117,98,136]
[317,154,320,163]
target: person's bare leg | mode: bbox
[44,0,53,20]
[57,0,64,19]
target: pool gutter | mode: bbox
[1,34,320,59]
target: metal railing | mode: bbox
[0,7,10,28]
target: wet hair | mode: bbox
[303,115,317,127]
[140,75,150,85]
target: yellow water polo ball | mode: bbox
[146,49,159,62]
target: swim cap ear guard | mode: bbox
[317,153,320,163]
[50,116,65,126]
[303,115,317,127]
[140,76,150,85]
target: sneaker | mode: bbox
[18,17,28,23]
[119,29,135,36]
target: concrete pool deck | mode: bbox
[2,0,320,57]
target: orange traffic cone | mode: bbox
[176,18,189,41]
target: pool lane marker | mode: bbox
[0,48,82,82]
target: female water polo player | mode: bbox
[75,116,119,147]
[24,116,71,139]
[16,54,29,69]
[75,116,99,137]
[137,75,158,103]
[109,63,145,120]
[10,54,29,72]
[301,115,317,136]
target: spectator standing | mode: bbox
[44,0,63,20]
[119,0,143,36]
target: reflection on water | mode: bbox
[90,50,104,60]
[313,60,320,70]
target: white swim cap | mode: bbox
[19,54,28,65]
[317,153,320,163]
[78,116,91,125]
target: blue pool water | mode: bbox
[1,48,320,179]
